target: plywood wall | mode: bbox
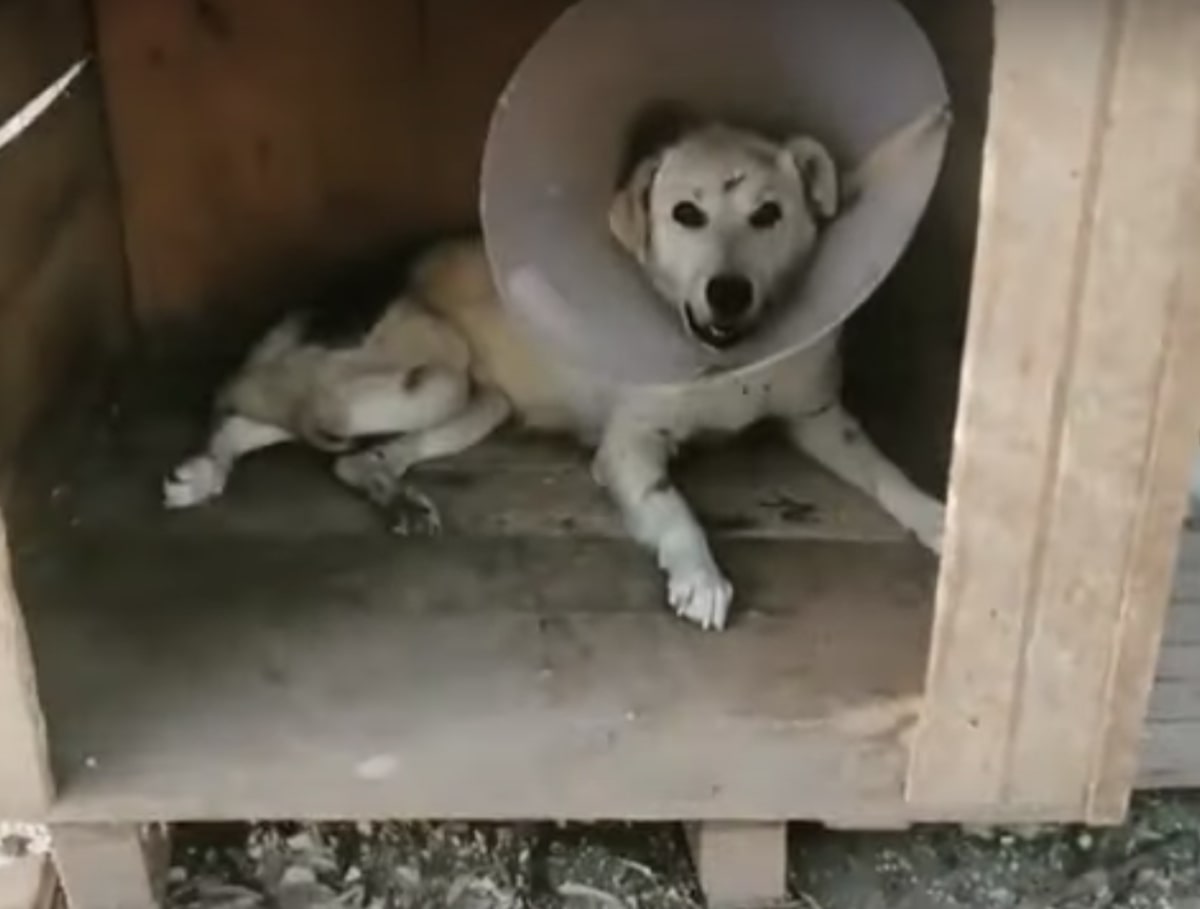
[0,0,130,472]
[0,0,128,816]
[95,0,572,353]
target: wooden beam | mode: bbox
[0,0,130,463]
[0,0,129,824]
[0,515,53,817]
[910,0,1200,821]
[686,822,787,909]
[0,855,57,909]
[51,825,159,909]
[1082,0,1200,821]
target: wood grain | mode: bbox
[0,515,53,819]
[10,401,935,823]
[908,0,1119,815]
[50,824,158,909]
[0,0,128,822]
[910,0,1200,822]
[94,0,572,350]
[0,0,129,468]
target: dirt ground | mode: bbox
[160,793,1200,909]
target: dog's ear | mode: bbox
[608,154,661,261]
[785,136,839,220]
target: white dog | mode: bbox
[164,122,944,631]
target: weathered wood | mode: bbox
[0,514,53,818]
[93,0,571,347]
[23,529,931,822]
[1083,2,1200,816]
[907,0,1119,815]
[0,0,128,825]
[0,0,129,467]
[1173,530,1200,604]
[910,0,1200,822]
[51,824,157,909]
[686,822,788,909]
[1139,600,1200,787]
[10,405,935,822]
[0,855,57,909]
[13,408,910,547]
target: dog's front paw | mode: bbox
[163,455,227,509]
[385,485,443,538]
[668,565,734,631]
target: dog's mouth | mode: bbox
[685,305,755,351]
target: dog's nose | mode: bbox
[705,274,754,322]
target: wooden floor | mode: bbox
[9,404,1200,823]
[8,409,936,823]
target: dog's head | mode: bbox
[609,123,839,350]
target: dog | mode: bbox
[163,121,945,631]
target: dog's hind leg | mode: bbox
[334,387,512,536]
[593,426,733,631]
[305,364,470,443]
[787,403,945,552]
[163,414,293,509]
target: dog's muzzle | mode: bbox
[685,305,754,350]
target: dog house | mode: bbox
[1,0,1199,907]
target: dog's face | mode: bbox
[610,124,839,350]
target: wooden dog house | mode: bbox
[1,0,1199,906]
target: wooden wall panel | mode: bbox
[94,0,572,350]
[910,0,1200,822]
[0,0,129,467]
[0,0,129,817]
[0,515,52,816]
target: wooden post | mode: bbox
[51,825,162,909]
[0,515,54,817]
[909,0,1200,822]
[687,823,788,909]
[0,856,57,909]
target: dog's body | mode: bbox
[165,123,944,631]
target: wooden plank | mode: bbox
[0,515,53,818]
[911,0,1200,821]
[908,0,1122,815]
[51,824,156,909]
[93,0,571,347]
[0,0,126,825]
[686,822,787,909]
[0,856,57,909]
[1012,0,1200,822]
[1138,599,1200,787]
[16,524,933,822]
[1137,722,1200,789]
[0,0,129,467]
[1162,596,1200,645]
[15,410,909,546]
[1130,600,1200,788]
[6,393,927,823]
[1172,530,1200,604]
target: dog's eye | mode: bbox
[672,201,708,229]
[749,201,783,230]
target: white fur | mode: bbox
[165,124,944,631]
